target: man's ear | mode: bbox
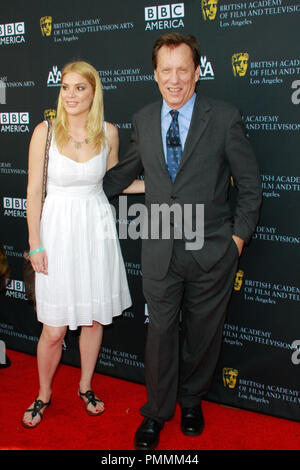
[195,65,200,83]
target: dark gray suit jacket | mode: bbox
[103,93,262,280]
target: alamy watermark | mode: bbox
[110,197,204,250]
[0,80,6,104]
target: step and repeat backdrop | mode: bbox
[0,0,299,421]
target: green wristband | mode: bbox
[29,245,45,256]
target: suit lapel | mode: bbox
[177,94,211,175]
[151,101,170,177]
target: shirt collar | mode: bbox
[161,92,196,120]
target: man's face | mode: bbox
[154,43,200,110]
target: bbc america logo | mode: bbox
[6,279,26,293]
[144,3,185,30]
[0,22,25,36]
[144,3,184,20]
[0,112,30,133]
[6,279,28,300]
[0,22,26,45]
[3,197,27,218]
[0,112,29,124]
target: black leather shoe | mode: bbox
[134,417,163,450]
[180,404,205,436]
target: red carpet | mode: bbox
[1,349,300,451]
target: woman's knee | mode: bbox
[41,325,66,346]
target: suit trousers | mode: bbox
[140,238,239,424]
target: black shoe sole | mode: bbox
[180,424,205,436]
[134,441,159,451]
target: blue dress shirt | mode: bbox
[161,93,196,163]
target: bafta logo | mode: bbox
[40,16,52,37]
[44,109,56,121]
[232,53,249,77]
[201,0,218,21]
[234,269,244,291]
[223,367,238,389]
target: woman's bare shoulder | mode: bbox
[105,121,118,138]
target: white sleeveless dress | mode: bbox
[35,123,132,330]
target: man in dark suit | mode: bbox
[103,32,262,450]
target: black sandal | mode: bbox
[21,398,51,429]
[78,389,104,416]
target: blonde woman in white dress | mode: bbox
[22,61,144,428]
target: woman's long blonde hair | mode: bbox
[54,61,105,152]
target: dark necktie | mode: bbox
[166,110,182,183]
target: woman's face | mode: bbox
[60,71,94,117]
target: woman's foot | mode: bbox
[78,389,104,416]
[21,397,51,429]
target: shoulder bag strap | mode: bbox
[41,119,53,208]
